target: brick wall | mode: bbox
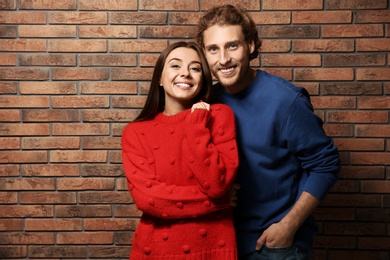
[0,0,389,259]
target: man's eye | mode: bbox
[228,44,238,50]
[208,47,218,54]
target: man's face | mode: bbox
[202,25,254,93]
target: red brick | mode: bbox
[0,124,50,136]
[328,111,388,123]
[263,68,292,81]
[358,237,390,250]
[334,138,384,151]
[324,53,386,67]
[29,245,86,258]
[355,10,390,23]
[114,205,142,217]
[323,124,354,137]
[340,166,385,179]
[0,246,27,258]
[0,54,16,65]
[80,54,136,67]
[311,96,356,109]
[256,12,292,25]
[322,194,381,207]
[361,181,390,193]
[19,82,76,94]
[0,219,23,231]
[357,208,390,221]
[19,25,76,38]
[0,68,49,80]
[139,53,159,66]
[19,0,77,10]
[111,12,167,24]
[356,125,390,138]
[0,232,54,244]
[21,192,76,205]
[79,191,132,204]
[293,11,352,24]
[141,0,198,10]
[81,137,120,150]
[57,178,115,191]
[321,82,382,95]
[109,150,122,163]
[293,39,354,52]
[112,96,147,109]
[0,12,46,24]
[52,123,109,136]
[0,110,20,122]
[57,232,114,244]
[261,25,320,38]
[357,68,390,80]
[323,222,386,235]
[0,0,16,10]
[79,25,136,38]
[81,164,123,177]
[326,0,388,9]
[88,245,129,258]
[18,54,76,66]
[115,232,134,245]
[0,25,17,38]
[0,178,54,190]
[262,54,321,67]
[314,235,356,249]
[140,25,196,38]
[22,137,80,149]
[331,179,359,193]
[356,39,390,51]
[22,164,80,177]
[0,165,20,177]
[111,68,153,80]
[48,40,106,52]
[22,110,80,122]
[351,152,390,164]
[0,137,20,149]
[0,191,18,204]
[323,24,383,38]
[0,82,17,94]
[50,150,108,163]
[84,218,138,231]
[51,96,109,108]
[81,109,135,123]
[263,0,322,10]
[80,82,137,94]
[48,12,107,24]
[295,68,354,81]
[358,97,390,109]
[52,68,109,80]
[55,205,112,217]
[80,0,137,10]
[109,40,167,52]
[328,251,390,260]
[0,205,53,217]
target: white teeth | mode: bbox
[176,83,190,88]
[221,67,234,73]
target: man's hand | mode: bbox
[256,222,294,250]
[230,183,241,207]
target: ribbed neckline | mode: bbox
[154,109,190,124]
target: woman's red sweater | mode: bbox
[122,104,239,259]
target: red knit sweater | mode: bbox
[122,104,239,259]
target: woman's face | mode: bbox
[160,47,203,110]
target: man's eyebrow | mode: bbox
[205,40,241,49]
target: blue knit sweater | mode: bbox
[211,70,340,256]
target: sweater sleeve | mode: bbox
[184,104,239,198]
[121,124,230,219]
[284,92,340,201]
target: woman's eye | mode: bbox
[190,67,201,72]
[171,64,180,69]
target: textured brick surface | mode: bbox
[0,0,389,259]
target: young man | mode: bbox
[196,5,340,260]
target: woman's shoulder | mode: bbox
[210,103,234,117]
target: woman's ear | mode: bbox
[249,40,255,54]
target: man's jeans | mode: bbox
[241,245,311,260]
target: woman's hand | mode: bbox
[191,101,210,113]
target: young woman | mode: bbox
[121,41,239,259]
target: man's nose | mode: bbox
[219,50,231,65]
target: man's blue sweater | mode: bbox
[211,70,340,255]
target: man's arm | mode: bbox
[256,191,320,249]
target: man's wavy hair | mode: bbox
[196,4,261,61]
